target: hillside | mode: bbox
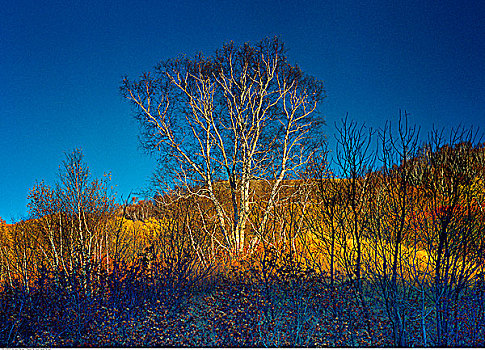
[1,141,485,347]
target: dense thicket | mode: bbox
[1,116,484,347]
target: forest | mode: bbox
[1,37,485,347]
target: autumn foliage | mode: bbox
[0,122,484,347]
[2,63,485,348]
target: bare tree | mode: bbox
[411,127,485,346]
[28,149,116,291]
[121,37,325,256]
[333,116,375,301]
[368,110,420,346]
[3,220,38,293]
[304,142,344,288]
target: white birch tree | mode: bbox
[121,37,325,256]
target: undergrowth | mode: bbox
[1,248,484,347]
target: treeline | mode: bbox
[1,115,485,347]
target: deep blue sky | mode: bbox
[1,0,484,223]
